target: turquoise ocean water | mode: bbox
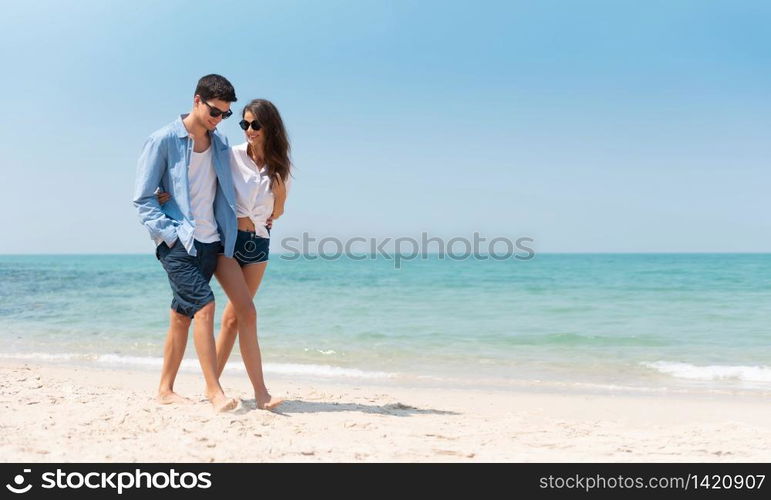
[1,254,769,394]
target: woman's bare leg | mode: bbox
[215,300,238,377]
[238,262,282,409]
[214,256,255,373]
[214,258,282,409]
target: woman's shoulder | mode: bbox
[229,142,249,164]
[230,142,249,153]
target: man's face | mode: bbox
[194,96,232,131]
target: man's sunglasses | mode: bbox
[239,119,262,131]
[200,99,233,119]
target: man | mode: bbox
[133,74,239,412]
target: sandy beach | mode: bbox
[0,362,769,462]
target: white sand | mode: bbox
[1,362,769,462]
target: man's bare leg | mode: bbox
[157,309,193,404]
[193,300,238,412]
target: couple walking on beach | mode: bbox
[133,74,290,412]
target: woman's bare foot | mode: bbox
[255,390,284,410]
[157,390,192,405]
[207,391,239,412]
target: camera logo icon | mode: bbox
[6,469,32,494]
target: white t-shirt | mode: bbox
[230,142,291,239]
[188,146,220,243]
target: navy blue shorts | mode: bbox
[156,239,222,318]
[232,229,270,267]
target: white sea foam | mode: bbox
[96,354,202,371]
[302,348,337,355]
[0,352,84,361]
[0,352,393,380]
[259,362,392,379]
[642,361,771,383]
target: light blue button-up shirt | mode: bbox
[133,114,237,257]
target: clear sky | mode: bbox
[1,0,768,253]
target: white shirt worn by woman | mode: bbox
[229,142,291,239]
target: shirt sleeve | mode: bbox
[132,136,178,247]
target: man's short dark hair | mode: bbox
[195,74,237,102]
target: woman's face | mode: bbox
[243,111,264,147]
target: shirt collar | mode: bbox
[174,114,228,152]
[173,114,191,138]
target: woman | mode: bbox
[158,98,291,410]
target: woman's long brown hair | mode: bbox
[242,98,292,184]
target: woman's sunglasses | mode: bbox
[239,119,262,132]
[201,100,233,119]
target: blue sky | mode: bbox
[0,0,768,253]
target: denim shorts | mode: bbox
[233,229,270,267]
[155,239,223,318]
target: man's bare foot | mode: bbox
[208,392,239,413]
[156,391,192,405]
[255,391,284,411]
